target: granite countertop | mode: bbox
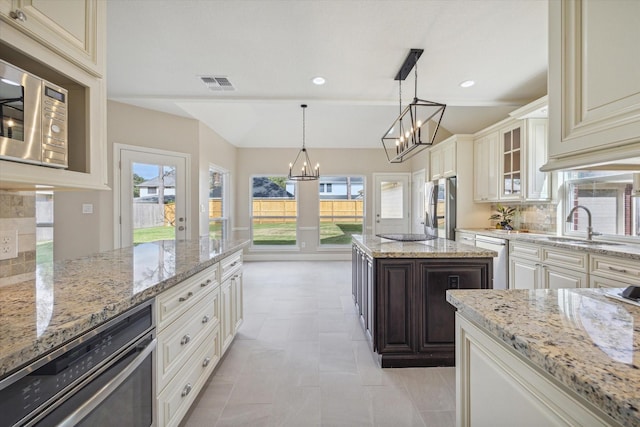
[352,234,497,258]
[447,288,640,426]
[0,238,249,379]
[457,228,640,261]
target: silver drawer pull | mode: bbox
[202,315,210,324]
[179,291,194,302]
[201,279,212,287]
[180,334,191,345]
[181,383,192,397]
[202,357,211,367]
[608,266,628,273]
[10,9,27,22]
[230,261,238,267]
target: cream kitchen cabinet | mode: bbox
[589,254,640,289]
[429,136,457,180]
[499,120,524,200]
[0,0,105,77]
[220,250,243,354]
[473,131,500,202]
[0,0,108,190]
[545,0,640,171]
[509,241,588,290]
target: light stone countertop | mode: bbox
[447,288,640,427]
[457,228,640,261]
[0,238,249,379]
[352,234,497,259]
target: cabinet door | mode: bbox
[376,261,414,354]
[500,122,523,200]
[509,257,538,290]
[2,0,105,76]
[430,148,442,180]
[525,119,551,201]
[417,260,489,350]
[474,133,499,202]
[543,266,586,290]
[232,272,243,332]
[366,256,375,348]
[221,279,233,353]
[548,0,640,163]
[442,142,456,178]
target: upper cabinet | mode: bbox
[0,0,108,190]
[0,0,105,77]
[473,97,551,203]
[429,138,456,180]
[544,0,640,170]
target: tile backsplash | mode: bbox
[490,203,558,233]
[0,190,37,285]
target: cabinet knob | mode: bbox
[10,9,27,22]
[202,357,211,367]
[202,315,210,324]
[180,334,191,345]
[181,383,192,397]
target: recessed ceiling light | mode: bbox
[459,80,475,88]
[312,76,326,85]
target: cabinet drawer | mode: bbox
[221,250,243,281]
[156,264,220,330]
[157,288,219,392]
[589,275,637,289]
[590,255,640,286]
[157,326,221,427]
[509,242,541,261]
[541,247,588,271]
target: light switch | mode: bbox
[82,203,94,214]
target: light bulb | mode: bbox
[7,119,14,127]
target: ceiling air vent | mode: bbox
[199,75,235,91]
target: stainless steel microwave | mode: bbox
[0,59,68,168]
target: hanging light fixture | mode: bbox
[288,104,320,181]
[381,49,446,163]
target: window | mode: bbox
[563,171,639,240]
[251,176,297,246]
[319,176,364,245]
[209,166,229,240]
[147,187,157,195]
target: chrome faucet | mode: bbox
[565,205,599,241]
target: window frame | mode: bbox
[208,165,229,241]
[563,171,639,243]
[318,175,365,247]
[250,175,299,249]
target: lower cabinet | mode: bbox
[456,314,616,426]
[351,245,493,368]
[155,250,244,427]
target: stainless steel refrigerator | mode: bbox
[425,177,457,240]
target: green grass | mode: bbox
[133,226,175,244]
[252,222,297,245]
[320,222,363,244]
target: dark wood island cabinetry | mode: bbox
[352,236,495,368]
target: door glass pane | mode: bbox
[512,127,521,150]
[513,150,521,172]
[503,152,511,173]
[503,132,511,152]
[209,167,227,240]
[380,180,403,219]
[132,163,176,244]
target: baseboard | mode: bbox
[244,252,351,261]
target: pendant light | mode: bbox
[381,49,446,163]
[288,104,319,181]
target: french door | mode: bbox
[116,145,188,248]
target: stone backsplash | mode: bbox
[0,190,37,285]
[490,203,558,233]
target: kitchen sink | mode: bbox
[539,237,621,246]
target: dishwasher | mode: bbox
[474,235,508,290]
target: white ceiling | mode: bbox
[106,0,548,149]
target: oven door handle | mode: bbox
[56,337,157,427]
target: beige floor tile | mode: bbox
[215,403,273,427]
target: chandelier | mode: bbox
[381,49,446,163]
[288,104,319,181]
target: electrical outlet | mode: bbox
[0,229,18,260]
[301,241,306,248]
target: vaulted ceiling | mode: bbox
[106,0,548,149]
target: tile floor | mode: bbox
[182,261,456,427]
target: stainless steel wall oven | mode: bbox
[0,300,155,427]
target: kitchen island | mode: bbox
[0,237,248,426]
[447,288,639,427]
[352,235,496,367]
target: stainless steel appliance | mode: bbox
[0,300,155,426]
[0,59,68,168]
[475,234,508,290]
[425,177,456,240]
